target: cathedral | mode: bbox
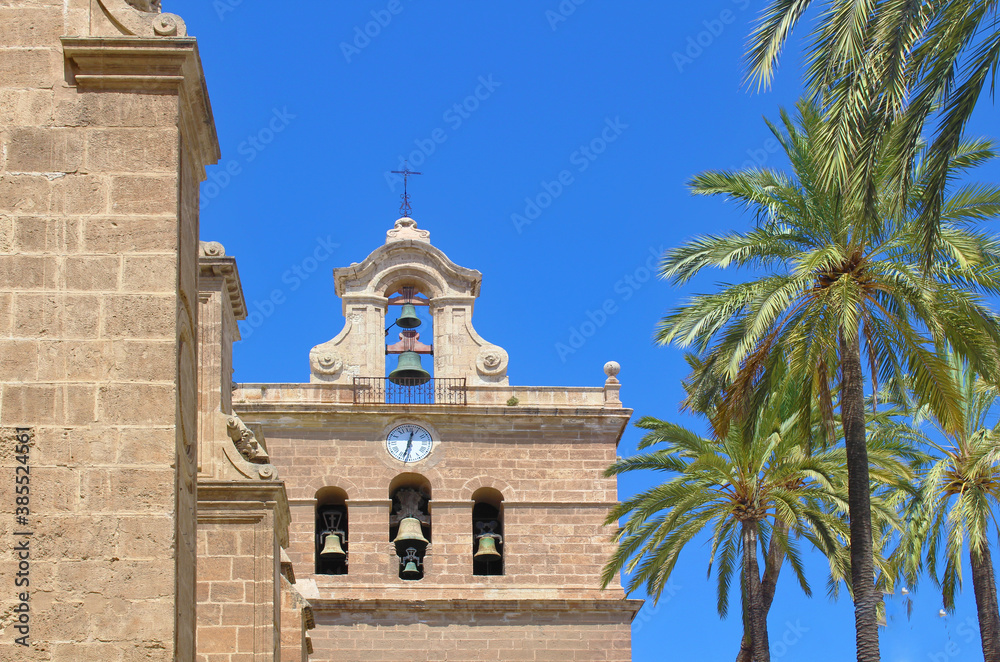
[0,1,640,660]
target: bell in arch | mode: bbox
[388,351,431,385]
[393,517,429,552]
[395,304,422,329]
[400,547,422,580]
[319,531,346,558]
[474,535,501,560]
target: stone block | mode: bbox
[53,89,179,128]
[0,173,52,214]
[110,175,176,215]
[12,216,82,254]
[63,255,120,291]
[0,254,55,289]
[0,339,37,378]
[81,217,177,253]
[86,128,179,173]
[97,383,174,425]
[103,294,174,339]
[0,47,61,89]
[122,254,176,292]
[0,383,55,424]
[0,88,54,127]
[12,293,100,338]
[110,340,175,381]
[0,8,66,46]
[52,174,107,215]
[4,127,84,173]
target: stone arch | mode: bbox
[372,264,448,300]
[302,476,361,501]
[459,476,516,502]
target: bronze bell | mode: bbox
[393,517,429,551]
[395,304,421,329]
[474,535,501,560]
[388,351,431,385]
[319,531,346,558]
[401,560,422,579]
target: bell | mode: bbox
[401,560,422,580]
[388,351,431,385]
[395,304,421,329]
[319,532,346,558]
[393,517,429,551]
[474,536,501,560]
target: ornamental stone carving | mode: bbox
[97,0,186,37]
[476,345,509,377]
[386,217,431,243]
[227,415,270,464]
[311,349,344,376]
[200,241,226,257]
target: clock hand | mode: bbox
[403,431,414,461]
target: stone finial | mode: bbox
[603,361,621,407]
[386,217,431,244]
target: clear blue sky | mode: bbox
[173,2,1000,659]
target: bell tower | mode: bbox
[233,215,640,662]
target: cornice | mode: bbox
[61,36,221,181]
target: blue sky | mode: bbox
[173,1,1000,659]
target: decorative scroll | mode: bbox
[96,0,187,37]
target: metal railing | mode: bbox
[353,377,467,405]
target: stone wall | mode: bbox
[0,2,217,659]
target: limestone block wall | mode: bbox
[309,605,634,662]
[0,3,218,660]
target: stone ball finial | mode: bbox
[604,361,621,379]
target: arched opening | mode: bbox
[315,486,348,576]
[389,474,432,581]
[472,487,504,576]
[384,285,434,386]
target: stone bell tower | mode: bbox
[233,216,640,662]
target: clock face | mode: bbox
[386,424,433,463]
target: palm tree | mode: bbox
[601,389,917,662]
[745,0,1000,263]
[656,102,1000,660]
[909,354,1000,662]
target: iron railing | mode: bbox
[353,377,467,405]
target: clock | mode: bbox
[386,424,433,463]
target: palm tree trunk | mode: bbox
[742,520,771,662]
[839,329,881,661]
[970,542,1000,662]
[736,521,787,662]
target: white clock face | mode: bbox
[386,424,433,463]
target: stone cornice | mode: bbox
[197,479,291,547]
[61,37,221,181]
[309,597,644,618]
[199,242,247,320]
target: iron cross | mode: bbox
[391,162,422,217]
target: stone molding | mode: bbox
[61,37,221,181]
[309,598,644,617]
[334,239,482,299]
[199,241,247,320]
[197,479,292,548]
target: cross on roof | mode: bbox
[391,162,422,217]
